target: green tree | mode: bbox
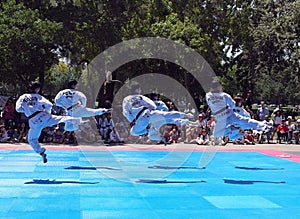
[0,0,63,94]
[249,0,300,104]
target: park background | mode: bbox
[0,0,299,112]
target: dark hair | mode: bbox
[150,92,159,100]
[211,78,221,89]
[130,81,140,93]
[29,81,41,92]
[68,79,78,89]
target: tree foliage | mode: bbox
[0,0,63,93]
[0,0,299,104]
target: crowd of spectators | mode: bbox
[0,93,300,146]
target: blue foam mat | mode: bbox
[0,149,300,219]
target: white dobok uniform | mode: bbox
[16,93,81,154]
[123,94,194,140]
[206,91,268,138]
[55,89,109,129]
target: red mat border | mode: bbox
[1,144,300,163]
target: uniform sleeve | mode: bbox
[78,91,87,107]
[54,91,63,107]
[224,93,235,109]
[40,96,53,113]
[15,95,25,113]
[141,96,157,110]
[122,96,133,121]
[157,101,169,111]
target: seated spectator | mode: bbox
[196,129,210,145]
[77,120,97,143]
[56,123,65,133]
[44,127,55,143]
[3,98,17,128]
[6,126,14,141]
[185,124,198,143]
[158,124,172,145]
[109,128,124,144]
[0,117,4,126]
[114,120,129,143]
[98,114,107,140]
[255,115,274,143]
[168,125,181,144]
[53,129,64,144]
[197,113,207,128]
[206,115,216,136]
[18,122,28,143]
[286,116,294,143]
[277,119,289,143]
[292,119,300,144]
[0,125,10,142]
[64,131,77,145]
[244,130,256,145]
[271,108,283,139]
[12,129,20,143]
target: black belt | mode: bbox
[213,107,227,116]
[67,103,80,110]
[130,107,148,127]
[28,111,42,120]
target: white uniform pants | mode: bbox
[130,110,189,138]
[213,110,267,138]
[28,112,81,154]
[66,105,108,131]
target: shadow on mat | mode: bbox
[224,179,286,185]
[148,165,205,170]
[24,179,99,185]
[65,166,120,170]
[235,166,284,170]
[137,179,206,184]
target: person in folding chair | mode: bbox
[16,81,81,163]
[122,82,196,142]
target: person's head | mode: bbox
[260,101,266,108]
[264,115,270,120]
[198,114,204,120]
[287,116,292,121]
[6,98,13,106]
[247,90,252,96]
[211,78,222,92]
[29,81,41,93]
[234,96,243,107]
[68,79,78,89]
[150,92,159,100]
[130,82,141,94]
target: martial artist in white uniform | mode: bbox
[205,79,270,139]
[55,79,110,118]
[16,82,81,163]
[122,83,195,140]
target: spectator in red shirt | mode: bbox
[277,119,289,143]
[244,130,256,145]
[3,98,17,128]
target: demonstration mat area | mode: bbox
[0,146,300,219]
